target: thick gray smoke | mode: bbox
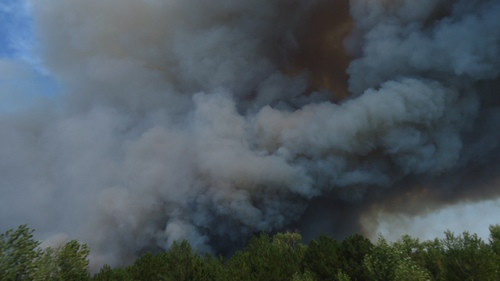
[1,0,500,267]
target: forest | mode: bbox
[1,224,500,281]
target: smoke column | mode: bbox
[1,0,500,267]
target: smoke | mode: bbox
[1,0,500,266]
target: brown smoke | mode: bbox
[286,0,353,99]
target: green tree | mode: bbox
[0,225,43,281]
[441,231,498,281]
[164,240,213,281]
[224,249,253,281]
[91,264,132,281]
[392,234,439,280]
[303,233,372,281]
[126,251,169,280]
[336,270,352,281]
[0,225,92,281]
[226,231,306,281]
[414,238,445,281]
[292,270,317,281]
[489,224,500,256]
[339,233,373,281]
[302,234,342,280]
[124,241,225,281]
[54,240,91,281]
[364,236,430,281]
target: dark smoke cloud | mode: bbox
[1,0,500,268]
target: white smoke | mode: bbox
[1,0,499,266]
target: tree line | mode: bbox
[2,224,500,280]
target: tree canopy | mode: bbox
[2,224,500,280]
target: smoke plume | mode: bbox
[1,0,500,267]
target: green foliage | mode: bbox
[336,270,352,281]
[303,234,342,280]
[35,247,59,280]
[363,237,397,281]
[292,270,317,281]
[226,231,306,281]
[489,224,500,256]
[364,236,431,281]
[441,231,499,281]
[0,225,91,281]
[126,251,169,280]
[412,238,445,281]
[224,249,253,280]
[5,224,500,281]
[0,225,43,281]
[392,235,436,281]
[124,240,225,281]
[55,240,91,281]
[91,264,132,281]
[35,239,91,281]
[163,240,219,281]
[303,233,372,281]
[339,233,373,281]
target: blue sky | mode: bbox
[0,0,33,59]
[0,0,58,112]
[0,2,15,56]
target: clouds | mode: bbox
[0,0,499,267]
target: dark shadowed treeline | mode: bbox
[2,225,500,280]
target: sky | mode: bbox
[0,0,19,56]
[1,0,500,268]
[0,0,57,112]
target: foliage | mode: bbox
[303,234,342,280]
[417,238,446,280]
[336,270,352,281]
[4,224,500,281]
[292,270,317,281]
[226,231,307,281]
[0,225,90,281]
[55,240,91,280]
[123,240,224,281]
[0,224,42,280]
[364,236,431,281]
[339,233,373,281]
[91,264,131,281]
[303,233,372,281]
[440,231,499,281]
[489,224,500,256]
